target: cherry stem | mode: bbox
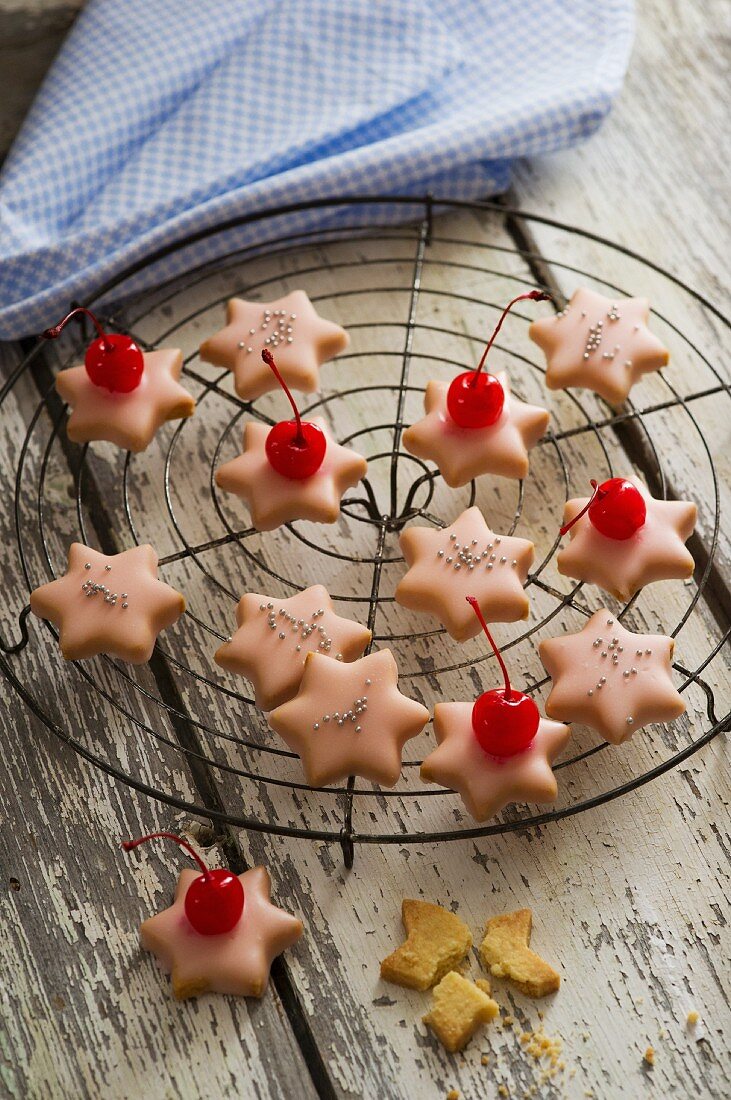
[472,290,551,385]
[41,307,114,353]
[262,349,306,446]
[466,595,512,701]
[559,479,606,536]
[121,831,210,880]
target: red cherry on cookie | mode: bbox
[262,349,326,479]
[446,289,550,431]
[588,477,647,540]
[42,307,144,393]
[560,478,646,542]
[122,832,244,937]
[265,418,326,480]
[447,371,504,429]
[84,332,144,393]
[183,868,245,935]
[466,596,539,758]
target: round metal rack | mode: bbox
[1,196,729,866]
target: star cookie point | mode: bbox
[268,648,429,787]
[199,290,349,401]
[530,288,669,406]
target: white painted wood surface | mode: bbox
[1,2,729,1098]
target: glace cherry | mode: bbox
[122,831,244,936]
[466,595,539,758]
[261,349,326,479]
[560,478,647,541]
[447,290,551,429]
[42,307,144,393]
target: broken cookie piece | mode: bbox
[423,972,499,1052]
[380,900,472,991]
[479,909,560,998]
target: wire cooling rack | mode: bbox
[1,196,729,866]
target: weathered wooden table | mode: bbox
[1,4,729,1098]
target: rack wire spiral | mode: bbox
[1,196,729,867]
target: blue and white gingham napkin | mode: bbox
[0,0,633,339]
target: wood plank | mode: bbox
[0,341,318,1100]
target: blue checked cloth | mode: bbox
[0,0,633,339]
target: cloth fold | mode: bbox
[0,0,633,339]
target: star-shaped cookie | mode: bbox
[420,703,570,821]
[402,374,549,486]
[199,290,349,401]
[529,288,669,405]
[268,649,430,787]
[539,608,685,744]
[215,417,367,531]
[214,585,372,710]
[557,476,696,601]
[139,866,303,1000]
[55,348,195,452]
[395,507,534,641]
[29,543,185,663]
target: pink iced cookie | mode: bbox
[421,704,570,821]
[199,290,349,401]
[403,374,549,486]
[30,543,185,662]
[529,288,669,406]
[268,649,430,787]
[539,608,685,744]
[140,866,303,1000]
[214,585,372,710]
[557,476,696,601]
[215,417,367,531]
[55,348,195,452]
[395,507,534,641]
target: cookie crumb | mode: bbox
[644,1046,655,1066]
[480,909,560,997]
[481,1054,490,1066]
[423,971,499,1052]
[381,900,472,990]
[687,1010,699,1026]
[447,1091,459,1100]
[498,1087,509,1098]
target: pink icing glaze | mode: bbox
[55,348,195,452]
[539,608,685,744]
[396,506,534,641]
[421,703,570,821]
[214,585,372,711]
[557,476,696,601]
[529,288,670,406]
[29,543,185,662]
[140,866,303,999]
[268,649,430,787]
[215,417,367,531]
[199,289,349,401]
[403,373,549,486]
